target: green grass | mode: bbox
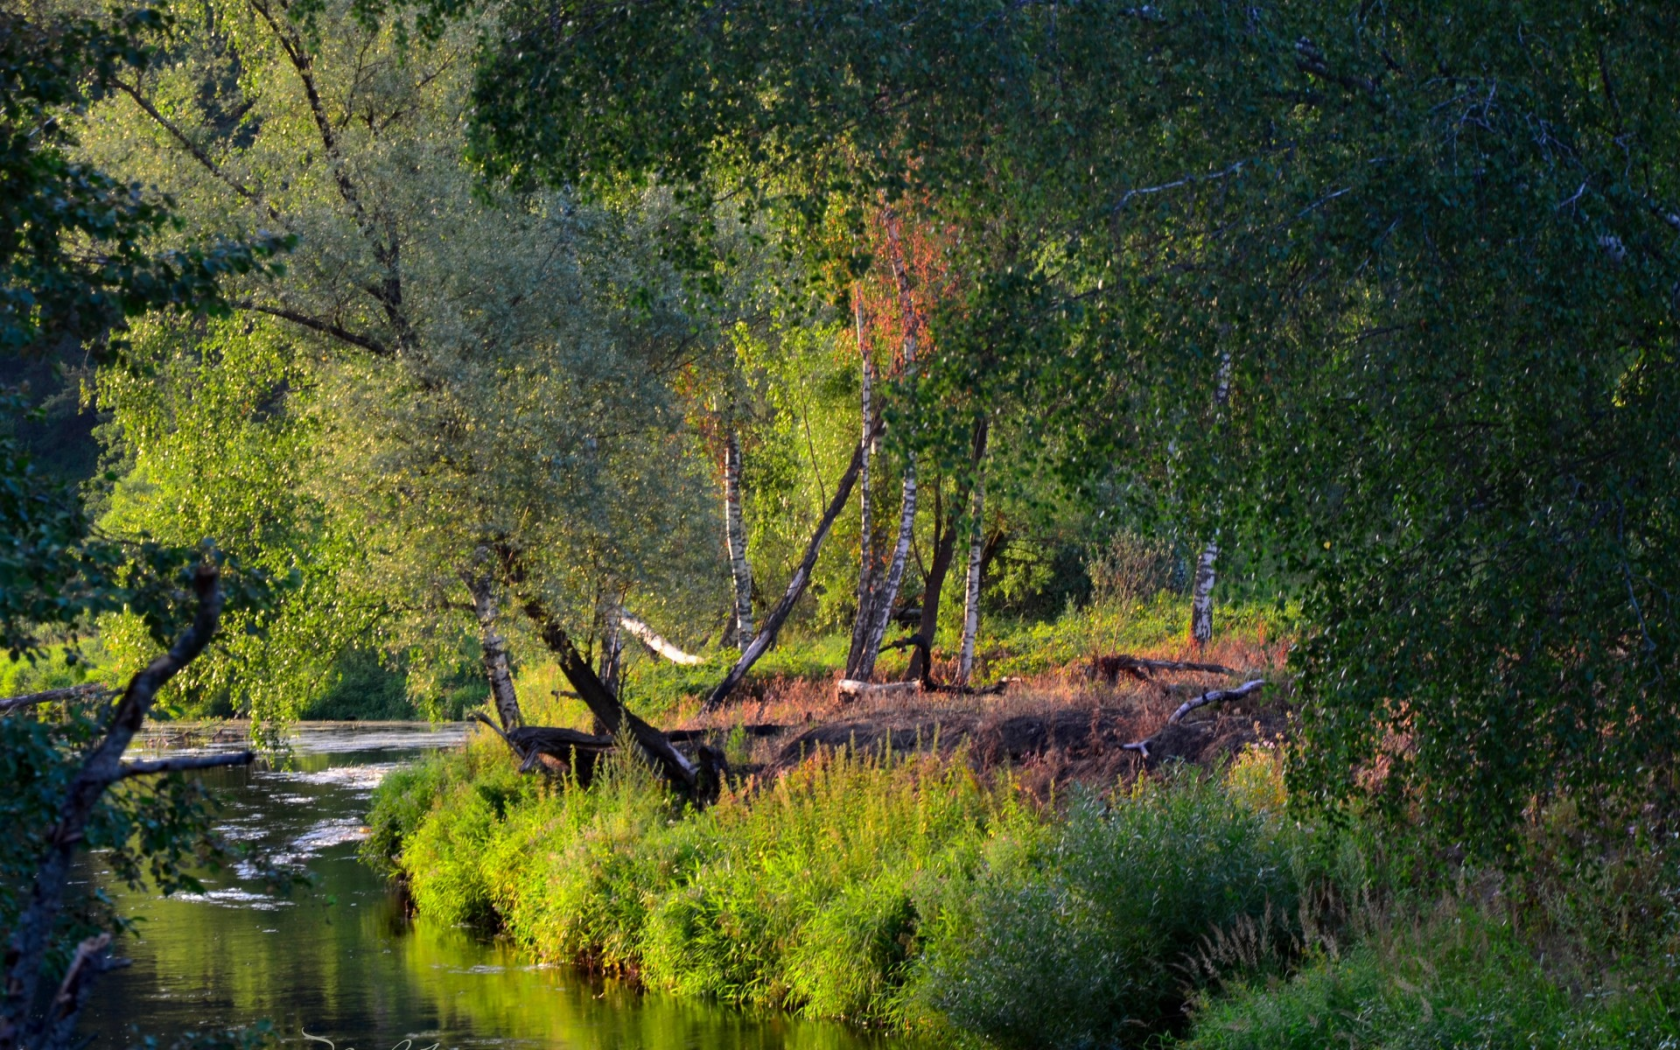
[366,737,1311,1037]
[368,734,1680,1049]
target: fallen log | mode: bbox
[620,611,704,665]
[1090,654,1241,684]
[837,679,921,701]
[1167,679,1266,725]
[1120,679,1268,759]
[472,712,618,780]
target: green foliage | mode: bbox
[913,773,1298,1048]
[1181,909,1680,1050]
[0,5,287,358]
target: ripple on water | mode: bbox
[172,888,292,911]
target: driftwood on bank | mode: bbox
[1121,679,1268,759]
[0,683,118,714]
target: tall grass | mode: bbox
[366,736,1304,1034]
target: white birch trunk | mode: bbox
[620,611,704,665]
[1189,351,1232,647]
[956,421,990,688]
[847,290,879,676]
[854,459,917,681]
[1190,541,1218,647]
[723,428,754,648]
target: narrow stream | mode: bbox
[84,723,905,1050]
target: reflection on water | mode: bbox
[85,723,904,1050]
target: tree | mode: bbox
[463,0,1680,851]
[79,0,727,742]
[1,7,282,1046]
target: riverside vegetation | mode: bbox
[367,706,1680,1049]
[5,2,1679,1050]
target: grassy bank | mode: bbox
[367,728,1680,1048]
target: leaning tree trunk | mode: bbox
[463,567,524,731]
[722,428,754,648]
[907,494,958,683]
[1189,541,1218,647]
[956,419,989,688]
[852,461,917,682]
[495,549,697,791]
[703,423,878,712]
[847,210,921,683]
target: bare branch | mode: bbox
[3,567,223,1049]
[118,751,256,778]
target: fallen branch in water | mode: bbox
[119,751,256,778]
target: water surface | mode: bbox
[85,723,903,1050]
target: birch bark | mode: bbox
[722,428,754,647]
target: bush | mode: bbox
[1181,905,1680,1050]
[912,772,1298,1048]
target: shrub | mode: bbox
[912,772,1297,1048]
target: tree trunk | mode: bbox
[847,292,878,676]
[2,568,236,1050]
[1190,541,1218,647]
[723,428,754,648]
[907,503,958,682]
[703,425,878,711]
[957,419,989,689]
[497,554,697,791]
[847,209,920,682]
[619,610,703,665]
[463,568,523,731]
[1190,350,1232,648]
[852,460,917,681]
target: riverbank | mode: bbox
[366,672,1680,1048]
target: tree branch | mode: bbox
[113,82,289,228]
[238,302,392,357]
[2,566,223,1050]
[0,684,116,714]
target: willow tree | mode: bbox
[77,0,729,748]
[460,0,1680,850]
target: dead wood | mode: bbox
[1091,653,1242,683]
[838,678,922,701]
[1120,679,1268,758]
[0,684,117,714]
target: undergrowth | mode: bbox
[367,735,1680,1049]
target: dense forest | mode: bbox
[3,2,1678,1049]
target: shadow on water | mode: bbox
[84,723,906,1050]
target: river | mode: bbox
[83,723,907,1050]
